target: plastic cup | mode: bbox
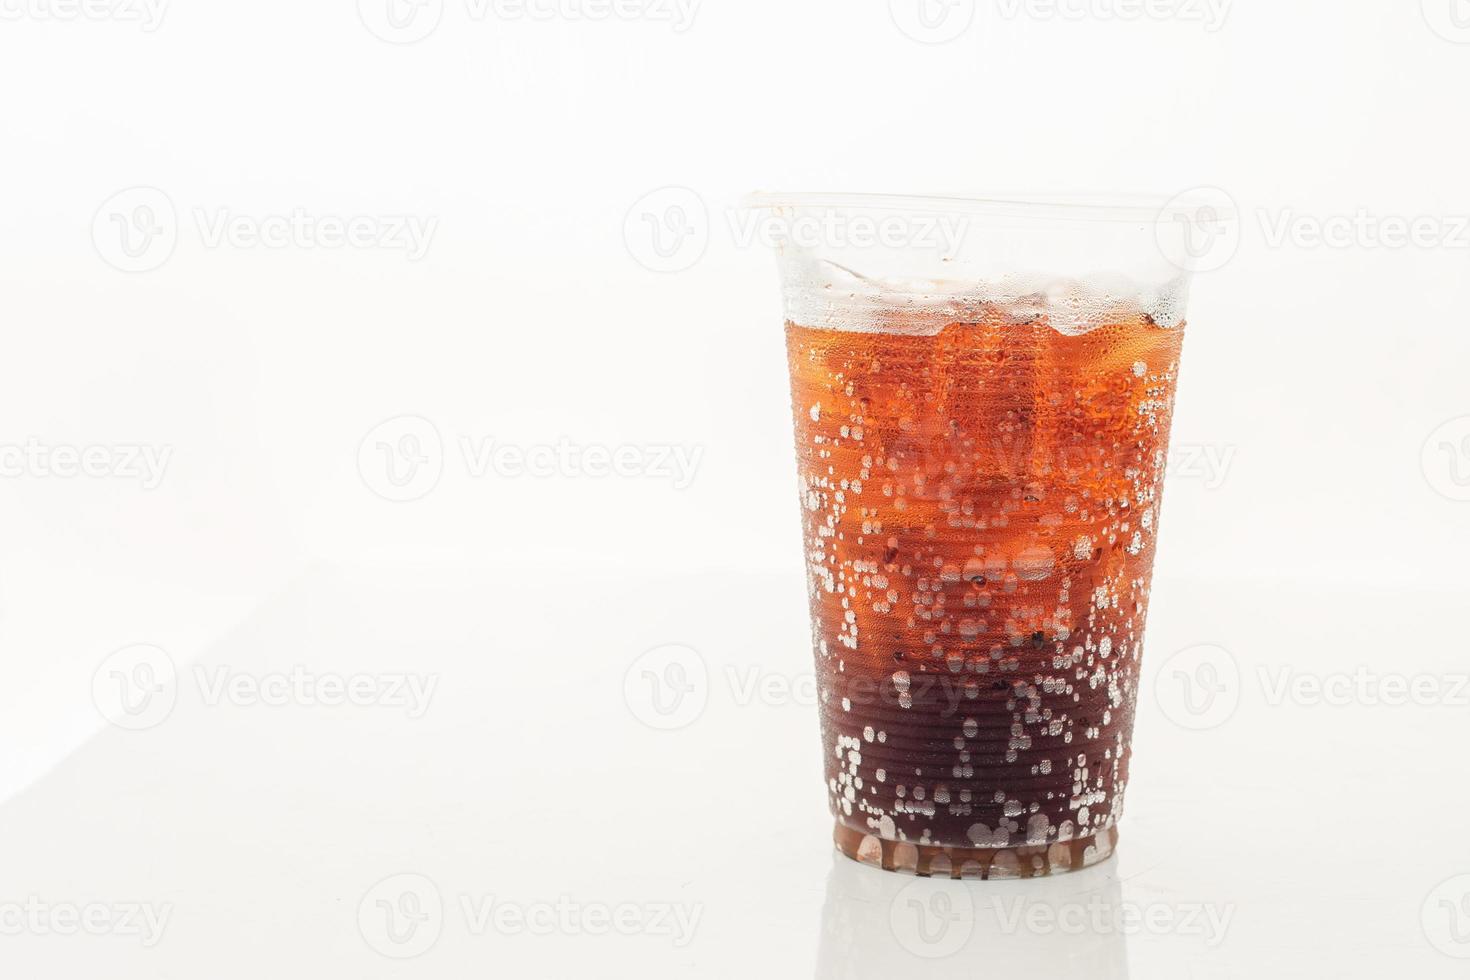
[754,191,1218,878]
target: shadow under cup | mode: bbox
[758,192,1205,878]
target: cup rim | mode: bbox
[744,190,1237,225]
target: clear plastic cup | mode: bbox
[754,191,1221,878]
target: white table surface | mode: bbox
[1,564,1465,978]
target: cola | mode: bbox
[785,307,1185,878]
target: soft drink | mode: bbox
[785,305,1185,878]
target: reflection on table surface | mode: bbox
[817,852,1130,980]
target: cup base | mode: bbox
[833,822,1118,879]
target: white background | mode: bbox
[2,1,1469,977]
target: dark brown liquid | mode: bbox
[785,311,1184,867]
